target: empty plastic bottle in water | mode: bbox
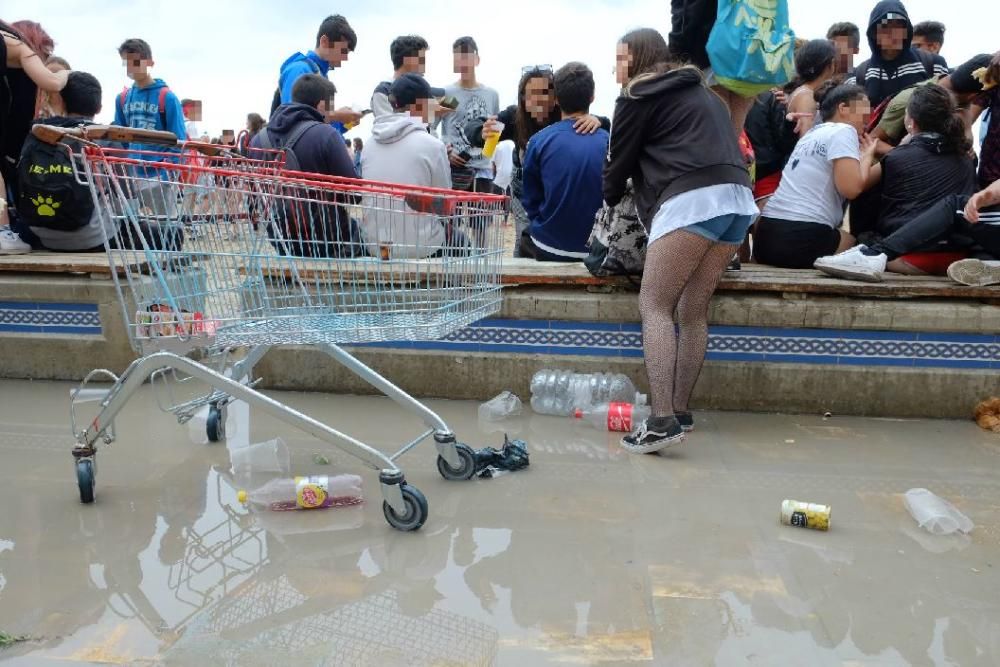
[574,397,650,432]
[479,391,523,421]
[238,475,363,511]
[904,488,974,535]
[530,370,637,416]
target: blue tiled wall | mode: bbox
[0,302,101,335]
[364,319,1000,370]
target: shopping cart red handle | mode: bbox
[30,124,228,156]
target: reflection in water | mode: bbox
[2,386,1000,664]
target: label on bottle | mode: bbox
[790,511,808,528]
[607,402,634,432]
[295,476,330,509]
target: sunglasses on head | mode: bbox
[521,64,553,75]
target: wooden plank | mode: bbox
[237,256,1000,300]
[0,252,149,276]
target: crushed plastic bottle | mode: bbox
[479,391,523,422]
[238,475,363,511]
[574,397,650,432]
[904,488,974,535]
[530,370,637,416]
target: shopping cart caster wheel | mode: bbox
[206,404,226,442]
[436,443,477,481]
[383,485,428,532]
[77,458,96,504]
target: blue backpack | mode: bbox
[707,0,795,97]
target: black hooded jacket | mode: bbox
[603,67,750,227]
[251,103,355,178]
[852,0,948,106]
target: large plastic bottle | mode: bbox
[574,398,651,433]
[530,370,637,416]
[238,475,363,511]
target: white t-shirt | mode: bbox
[763,122,861,228]
[184,119,200,141]
[491,140,515,190]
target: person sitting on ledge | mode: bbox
[818,84,978,279]
[19,71,183,252]
[814,178,1000,286]
[754,82,877,269]
[518,62,609,262]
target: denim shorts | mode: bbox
[684,213,756,245]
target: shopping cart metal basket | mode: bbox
[34,124,507,531]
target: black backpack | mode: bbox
[253,120,359,258]
[17,129,94,232]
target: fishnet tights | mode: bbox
[639,231,738,417]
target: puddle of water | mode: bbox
[0,380,998,665]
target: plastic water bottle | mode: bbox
[530,370,637,416]
[574,398,651,432]
[238,475,363,511]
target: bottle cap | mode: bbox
[573,408,583,418]
[237,490,247,505]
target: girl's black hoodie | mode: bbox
[603,67,750,227]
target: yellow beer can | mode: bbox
[780,499,831,531]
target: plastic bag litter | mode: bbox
[479,391,523,422]
[474,436,529,479]
[904,488,974,535]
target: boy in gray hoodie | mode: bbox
[360,73,454,259]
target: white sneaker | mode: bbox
[947,259,1000,287]
[814,246,887,282]
[0,227,31,255]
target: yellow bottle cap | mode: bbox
[237,490,247,505]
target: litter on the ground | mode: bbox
[904,488,974,535]
[238,475,363,511]
[313,453,331,465]
[974,397,1000,432]
[478,391,523,422]
[473,436,529,479]
[780,499,831,531]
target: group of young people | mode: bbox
[2,4,999,455]
[742,2,999,288]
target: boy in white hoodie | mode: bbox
[360,73,456,259]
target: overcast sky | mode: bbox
[5,0,993,138]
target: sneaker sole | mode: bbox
[814,261,883,283]
[947,259,1000,287]
[620,432,685,455]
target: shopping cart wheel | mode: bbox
[76,458,96,504]
[382,484,428,532]
[436,443,477,481]
[206,403,226,442]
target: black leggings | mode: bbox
[870,194,1000,261]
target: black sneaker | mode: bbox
[727,255,741,271]
[621,416,685,454]
[675,411,694,432]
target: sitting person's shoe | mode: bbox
[814,246,886,282]
[947,259,1000,287]
[727,254,741,271]
[621,416,685,454]
[0,227,31,255]
[675,411,695,432]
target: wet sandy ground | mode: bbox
[0,378,998,666]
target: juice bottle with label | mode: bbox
[238,475,363,511]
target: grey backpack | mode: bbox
[584,182,647,277]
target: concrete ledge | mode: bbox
[501,287,1000,333]
[1,270,996,420]
[255,347,992,420]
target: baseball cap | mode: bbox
[389,73,445,109]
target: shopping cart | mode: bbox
[34,124,507,531]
